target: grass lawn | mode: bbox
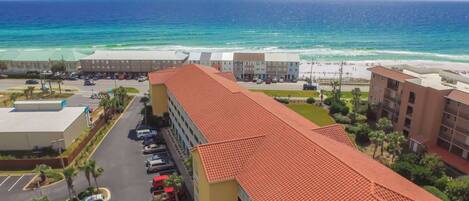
[324,91,369,99]
[287,104,335,126]
[251,89,318,98]
[124,87,139,94]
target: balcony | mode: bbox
[439,132,452,142]
[442,117,456,128]
[384,88,400,103]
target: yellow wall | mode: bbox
[150,84,168,116]
[192,150,239,201]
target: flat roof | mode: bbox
[264,53,300,62]
[188,52,201,61]
[81,50,188,61]
[0,107,86,133]
[0,49,89,62]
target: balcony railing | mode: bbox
[452,139,469,151]
[442,118,455,128]
[445,105,458,116]
[384,88,400,102]
[439,132,452,142]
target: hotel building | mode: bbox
[265,52,300,81]
[79,50,188,73]
[233,52,265,80]
[368,66,469,174]
[149,64,437,201]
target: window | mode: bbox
[406,106,413,116]
[404,118,412,128]
[409,92,416,104]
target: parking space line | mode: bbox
[7,174,24,192]
[0,176,10,186]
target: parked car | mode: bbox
[136,129,157,140]
[303,83,318,90]
[256,79,263,84]
[82,194,104,201]
[84,79,95,86]
[265,79,272,84]
[279,78,284,83]
[25,79,38,84]
[143,144,167,154]
[272,78,278,83]
[146,152,170,166]
[0,74,8,79]
[146,159,174,173]
[138,76,146,82]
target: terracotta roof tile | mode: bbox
[368,66,415,82]
[148,68,177,85]
[151,64,438,201]
[446,89,469,106]
[312,124,356,148]
[215,72,237,82]
[196,136,265,183]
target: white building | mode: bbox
[188,52,201,64]
[209,52,233,72]
[265,53,300,81]
[0,100,90,151]
[79,50,188,73]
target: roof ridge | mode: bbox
[311,123,341,130]
[196,135,266,149]
[192,64,241,93]
[372,182,414,201]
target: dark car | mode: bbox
[303,83,318,90]
[84,79,95,86]
[25,79,39,84]
[265,79,272,84]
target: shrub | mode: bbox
[329,102,349,115]
[323,96,334,105]
[423,186,450,201]
[446,176,469,201]
[333,113,351,124]
[306,97,315,104]
[345,125,360,134]
[355,123,371,144]
[274,97,289,104]
[355,114,367,123]
[0,154,16,160]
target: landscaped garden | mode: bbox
[124,87,139,94]
[251,89,318,97]
[0,91,74,107]
[273,83,468,201]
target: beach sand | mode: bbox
[299,60,469,80]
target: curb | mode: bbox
[100,187,112,201]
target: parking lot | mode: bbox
[0,174,35,193]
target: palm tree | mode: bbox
[330,80,341,102]
[351,88,362,123]
[63,166,78,200]
[377,117,393,134]
[79,160,94,188]
[34,164,51,184]
[51,61,66,94]
[369,130,385,158]
[140,96,150,124]
[8,93,19,105]
[90,161,104,191]
[386,131,406,162]
[23,88,30,99]
[164,173,183,201]
[99,94,112,122]
[27,86,35,99]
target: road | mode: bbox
[0,79,149,96]
[1,97,157,201]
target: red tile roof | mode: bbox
[427,145,469,174]
[446,89,469,106]
[312,124,356,148]
[215,72,237,82]
[368,66,415,82]
[150,64,438,201]
[148,68,177,85]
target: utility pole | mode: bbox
[310,58,313,84]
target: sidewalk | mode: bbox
[161,128,194,198]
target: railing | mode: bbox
[442,118,455,128]
[438,132,452,142]
[445,105,459,116]
[384,88,400,102]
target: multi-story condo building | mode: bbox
[187,52,201,64]
[265,52,300,81]
[0,49,87,74]
[233,53,265,80]
[79,50,188,73]
[149,64,437,201]
[209,52,233,72]
[368,66,469,174]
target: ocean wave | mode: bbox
[371,50,469,60]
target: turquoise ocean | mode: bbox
[0,0,469,63]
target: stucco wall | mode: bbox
[0,131,63,151]
[63,111,88,148]
[150,84,169,116]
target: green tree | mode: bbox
[446,176,469,201]
[23,88,30,99]
[423,186,450,201]
[28,86,35,99]
[164,173,183,201]
[355,123,371,144]
[369,130,385,158]
[91,161,104,191]
[140,96,150,124]
[386,131,406,162]
[51,62,66,94]
[351,88,362,124]
[376,117,393,134]
[420,154,446,179]
[99,93,112,122]
[330,80,341,102]
[63,166,78,200]
[8,93,19,104]
[79,160,94,188]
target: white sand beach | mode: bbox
[299,60,469,80]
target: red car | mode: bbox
[152,175,184,201]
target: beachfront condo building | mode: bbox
[149,64,438,201]
[209,52,233,72]
[233,52,265,80]
[79,50,188,74]
[0,49,87,74]
[265,52,300,81]
[368,66,469,174]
